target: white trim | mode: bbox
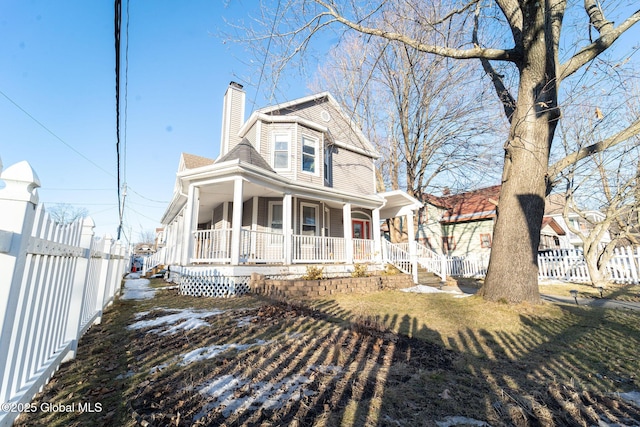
[239,113,328,137]
[300,202,319,236]
[301,133,319,176]
[323,206,330,237]
[271,130,291,171]
[333,139,379,159]
[268,201,284,234]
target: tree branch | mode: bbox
[547,117,640,184]
[473,1,517,121]
[559,9,640,81]
[314,0,521,62]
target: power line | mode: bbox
[115,0,124,240]
[0,88,116,179]
[252,0,281,108]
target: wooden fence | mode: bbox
[0,158,127,426]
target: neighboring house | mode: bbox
[159,82,422,279]
[544,193,612,249]
[419,185,568,257]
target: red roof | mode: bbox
[432,185,501,223]
[424,185,564,229]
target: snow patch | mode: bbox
[180,340,269,366]
[436,416,490,427]
[194,364,343,420]
[236,316,257,327]
[401,285,461,295]
[121,278,156,300]
[619,390,640,408]
[128,308,224,335]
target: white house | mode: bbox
[158,83,423,284]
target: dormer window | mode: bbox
[273,132,290,170]
[301,135,317,174]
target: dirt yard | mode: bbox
[13,276,640,427]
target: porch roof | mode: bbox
[162,158,391,224]
[378,190,422,219]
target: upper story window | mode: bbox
[301,135,317,174]
[273,132,290,170]
[324,146,333,185]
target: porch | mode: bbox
[192,228,378,264]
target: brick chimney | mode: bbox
[219,81,246,157]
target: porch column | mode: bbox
[230,178,244,265]
[372,208,382,262]
[251,196,258,258]
[406,211,418,284]
[283,193,292,264]
[343,203,353,263]
[181,185,199,265]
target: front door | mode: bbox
[352,220,370,239]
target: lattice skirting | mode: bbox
[179,272,251,297]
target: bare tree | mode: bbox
[555,93,640,287]
[138,229,157,246]
[47,203,88,225]
[239,0,640,303]
[310,29,502,242]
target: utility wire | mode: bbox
[252,0,281,108]
[1,87,161,206]
[115,0,123,240]
[0,89,116,179]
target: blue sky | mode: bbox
[0,0,300,243]
[1,1,639,244]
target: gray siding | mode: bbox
[213,204,224,229]
[332,148,375,195]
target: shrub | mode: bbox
[351,263,368,278]
[381,263,401,275]
[301,266,324,280]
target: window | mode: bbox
[302,135,317,173]
[301,204,317,235]
[442,236,456,252]
[273,133,290,169]
[324,146,333,185]
[268,202,283,233]
[479,233,492,248]
[323,207,330,237]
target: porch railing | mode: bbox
[292,235,347,263]
[192,229,232,263]
[382,240,412,274]
[353,238,375,262]
[240,229,285,263]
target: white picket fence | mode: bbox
[0,158,127,427]
[538,246,640,284]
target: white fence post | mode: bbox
[0,159,41,406]
[94,235,113,318]
[62,217,96,362]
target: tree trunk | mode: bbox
[479,5,560,303]
[584,249,609,288]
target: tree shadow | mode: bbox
[14,290,640,426]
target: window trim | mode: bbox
[268,201,283,234]
[479,233,492,248]
[300,202,319,236]
[272,131,291,170]
[323,145,333,185]
[301,134,319,176]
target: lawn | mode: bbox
[13,278,640,427]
